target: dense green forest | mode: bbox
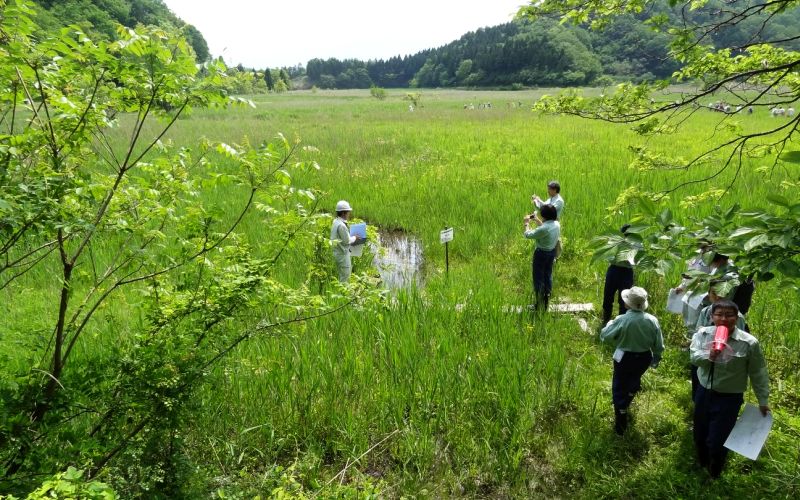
[27,0,800,90]
[301,1,800,89]
[30,0,209,61]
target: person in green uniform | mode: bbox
[690,300,769,478]
[330,200,363,282]
[524,204,560,311]
[532,180,565,220]
[600,286,664,435]
[690,281,748,399]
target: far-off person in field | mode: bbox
[330,200,364,282]
[600,287,664,435]
[532,180,564,220]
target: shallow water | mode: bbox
[374,231,423,289]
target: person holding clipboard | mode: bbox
[330,200,365,282]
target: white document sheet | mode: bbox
[724,403,773,460]
[666,288,684,314]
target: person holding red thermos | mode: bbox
[690,299,770,478]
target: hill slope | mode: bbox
[31,0,209,61]
[304,0,800,89]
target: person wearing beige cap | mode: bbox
[330,200,365,282]
[600,286,665,435]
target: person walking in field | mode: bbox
[690,280,748,400]
[601,224,637,327]
[330,200,363,282]
[600,286,664,435]
[524,204,560,311]
[690,299,769,478]
[532,180,564,220]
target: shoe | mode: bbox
[708,458,724,479]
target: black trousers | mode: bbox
[693,385,743,477]
[612,351,652,410]
[602,264,634,323]
[532,247,557,310]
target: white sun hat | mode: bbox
[621,286,649,311]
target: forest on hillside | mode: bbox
[302,0,800,89]
[30,0,209,61]
[28,0,800,91]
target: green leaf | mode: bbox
[729,227,757,238]
[658,208,673,228]
[779,151,800,164]
[759,271,775,282]
[63,466,83,481]
[744,233,771,251]
[655,259,673,277]
[777,259,800,278]
[622,224,650,234]
[766,194,790,207]
[637,196,657,217]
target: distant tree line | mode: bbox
[38,0,797,92]
[31,0,210,62]
[221,65,297,95]
[301,1,800,89]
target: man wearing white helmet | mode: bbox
[330,200,362,282]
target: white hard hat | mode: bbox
[335,200,352,212]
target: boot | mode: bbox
[533,293,550,312]
[696,446,709,469]
[614,407,628,436]
[708,453,726,478]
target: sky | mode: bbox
[162,0,528,69]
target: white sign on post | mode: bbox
[440,227,454,244]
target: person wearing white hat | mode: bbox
[330,200,363,282]
[600,286,665,435]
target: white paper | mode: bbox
[681,291,707,327]
[350,244,363,257]
[682,290,707,309]
[612,348,625,363]
[666,288,684,314]
[724,403,773,460]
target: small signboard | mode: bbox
[440,227,454,244]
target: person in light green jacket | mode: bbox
[690,299,769,478]
[532,180,565,220]
[600,286,665,435]
[330,200,363,282]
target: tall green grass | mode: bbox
[3,88,798,497]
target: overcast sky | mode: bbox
[162,0,527,68]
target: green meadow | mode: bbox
[5,88,800,497]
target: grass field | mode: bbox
[4,88,799,497]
